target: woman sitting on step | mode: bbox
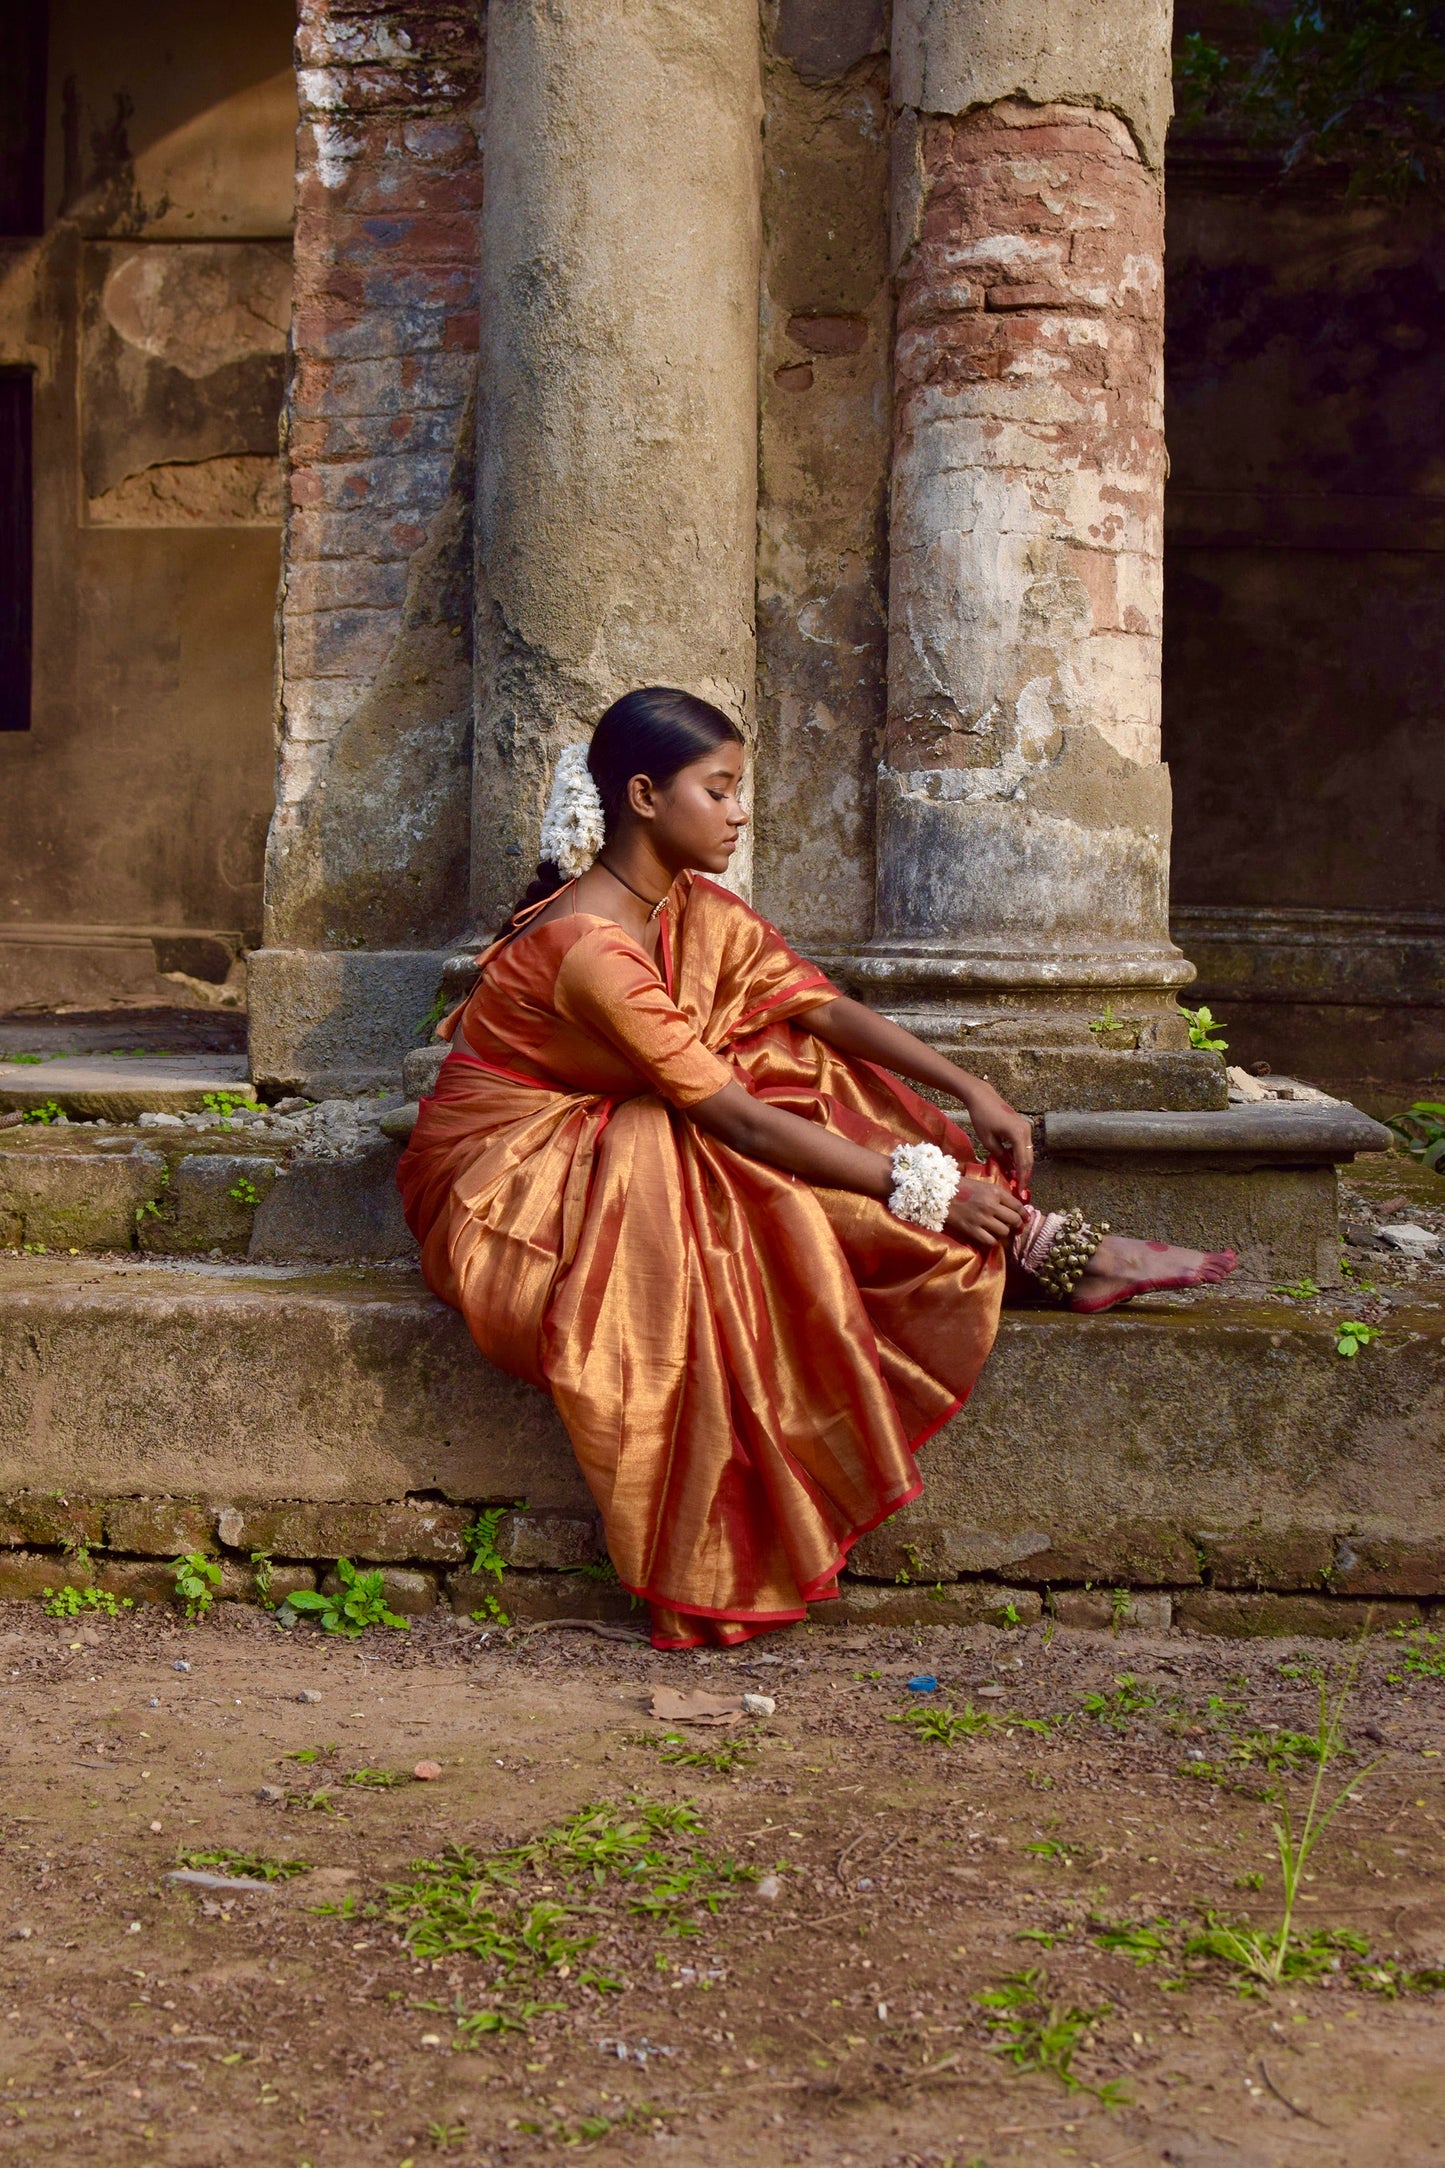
[397,688,1235,1650]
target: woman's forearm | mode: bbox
[685,1082,1025,1246]
[802,997,991,1113]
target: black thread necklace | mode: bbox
[596,857,670,920]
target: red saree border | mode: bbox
[637,1385,973,1648]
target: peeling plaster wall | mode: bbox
[0,0,295,979]
[752,0,891,946]
[877,92,1182,984]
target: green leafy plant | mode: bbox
[250,1550,275,1609]
[976,1969,1127,2104]
[628,1729,754,1774]
[176,1846,309,1883]
[286,1557,410,1638]
[172,1550,222,1621]
[346,1766,410,1788]
[1176,0,1445,201]
[416,989,450,1042]
[463,1505,515,1625]
[1385,1624,1445,1683]
[41,1584,133,1619]
[1110,1588,1131,1632]
[201,1090,254,1127]
[380,1798,757,2044]
[1088,1001,1125,1036]
[1386,1100,1445,1170]
[228,1175,261,1207]
[1335,1319,1381,1358]
[889,1700,1053,1746]
[1024,1838,1082,1866]
[8,1052,44,1065]
[1184,1653,1379,1990]
[21,1100,63,1125]
[1273,1278,1321,1300]
[1179,1004,1228,1053]
[1090,1917,1176,1966]
[1080,1675,1159,1728]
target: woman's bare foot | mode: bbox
[1070,1233,1237,1313]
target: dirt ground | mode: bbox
[0,1604,1442,2168]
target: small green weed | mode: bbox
[1179,1004,1227,1053]
[1340,1255,1377,1293]
[629,1730,754,1774]
[571,1558,619,1583]
[382,1797,757,2025]
[1386,1100,1445,1173]
[283,1744,337,1764]
[1088,1002,1126,1037]
[1090,1917,1176,1965]
[889,1700,1052,1746]
[1024,1838,1081,1866]
[250,1550,275,1609]
[1185,1652,1378,1990]
[202,1090,254,1127]
[41,1584,132,1619]
[176,1847,308,1883]
[1109,1588,1130,1631]
[426,2120,467,2151]
[173,1551,222,1621]
[8,1052,44,1065]
[1355,1958,1445,1998]
[463,1505,513,1625]
[228,1176,261,1207]
[1186,1917,1368,1988]
[1335,1320,1381,1358]
[346,1767,410,1788]
[976,1969,1126,2103]
[285,1558,410,1638]
[1080,1675,1158,1728]
[21,1101,63,1125]
[1385,1624,1445,1683]
[1273,1278,1320,1300]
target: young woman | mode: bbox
[398,687,1234,1650]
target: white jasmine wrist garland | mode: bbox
[539,741,606,877]
[887,1142,962,1231]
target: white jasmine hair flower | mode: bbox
[539,741,606,877]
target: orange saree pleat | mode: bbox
[397,876,1006,1650]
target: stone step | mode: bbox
[0,1126,412,1261]
[0,1053,254,1120]
[1,1258,1441,1628]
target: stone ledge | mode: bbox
[1043,1103,1392,1160]
[2,1265,1444,1599]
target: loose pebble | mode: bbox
[413,1760,442,1781]
[297,1689,322,1704]
[741,1693,776,1718]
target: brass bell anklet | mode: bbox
[1033,1208,1109,1302]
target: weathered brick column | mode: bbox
[250,1,483,1097]
[849,0,1219,1111]
[469,0,763,923]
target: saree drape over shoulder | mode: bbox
[397,875,1006,1648]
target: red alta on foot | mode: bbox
[1069,1244,1238,1315]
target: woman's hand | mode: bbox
[945,1171,1026,1250]
[960,1082,1035,1189]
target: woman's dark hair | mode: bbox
[505,686,744,930]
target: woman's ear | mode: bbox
[626,772,657,822]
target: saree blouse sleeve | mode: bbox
[553,925,735,1109]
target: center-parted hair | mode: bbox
[507,686,743,930]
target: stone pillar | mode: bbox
[849,0,1221,1111]
[249,0,483,1098]
[469,0,763,925]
